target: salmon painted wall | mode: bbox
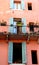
[27,41,39,65]
[0,42,8,65]
[0,41,39,65]
[0,0,39,65]
[0,0,39,32]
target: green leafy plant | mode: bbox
[17,22,23,26]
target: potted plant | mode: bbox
[1,22,6,26]
[17,22,23,26]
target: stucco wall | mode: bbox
[0,0,39,32]
[0,41,39,65]
[27,41,39,65]
[0,0,39,65]
[0,42,8,65]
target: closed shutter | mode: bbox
[21,0,25,10]
[22,18,26,33]
[22,42,27,63]
[8,42,13,63]
[9,18,14,33]
[10,0,14,9]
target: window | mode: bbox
[29,22,34,32]
[8,42,26,64]
[28,3,32,10]
[13,18,22,34]
[9,18,26,34]
[31,50,38,64]
[14,1,21,10]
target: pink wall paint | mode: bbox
[0,0,39,65]
[0,41,39,65]
[0,0,39,32]
[27,41,39,65]
[0,42,8,65]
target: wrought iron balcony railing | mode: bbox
[0,24,39,27]
[0,25,39,41]
[0,25,39,34]
[0,31,39,41]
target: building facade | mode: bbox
[0,0,39,65]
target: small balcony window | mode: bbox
[29,22,34,32]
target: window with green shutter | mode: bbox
[8,42,27,64]
[14,1,21,10]
[10,0,25,10]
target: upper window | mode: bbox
[28,3,32,10]
[14,1,21,10]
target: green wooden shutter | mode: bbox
[22,42,27,63]
[9,18,14,33]
[21,0,25,10]
[22,18,26,33]
[13,22,17,34]
[10,0,14,9]
[8,42,13,63]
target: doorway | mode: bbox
[13,43,22,63]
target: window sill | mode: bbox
[10,64,25,65]
[9,8,25,11]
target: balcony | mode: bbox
[0,31,39,41]
[0,24,39,41]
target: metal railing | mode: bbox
[0,24,39,27]
[0,25,39,35]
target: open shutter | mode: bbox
[21,0,25,10]
[18,4,21,10]
[13,22,17,34]
[10,0,14,9]
[9,18,14,33]
[22,18,26,33]
[8,42,13,63]
[22,42,27,63]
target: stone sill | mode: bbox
[10,64,25,65]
